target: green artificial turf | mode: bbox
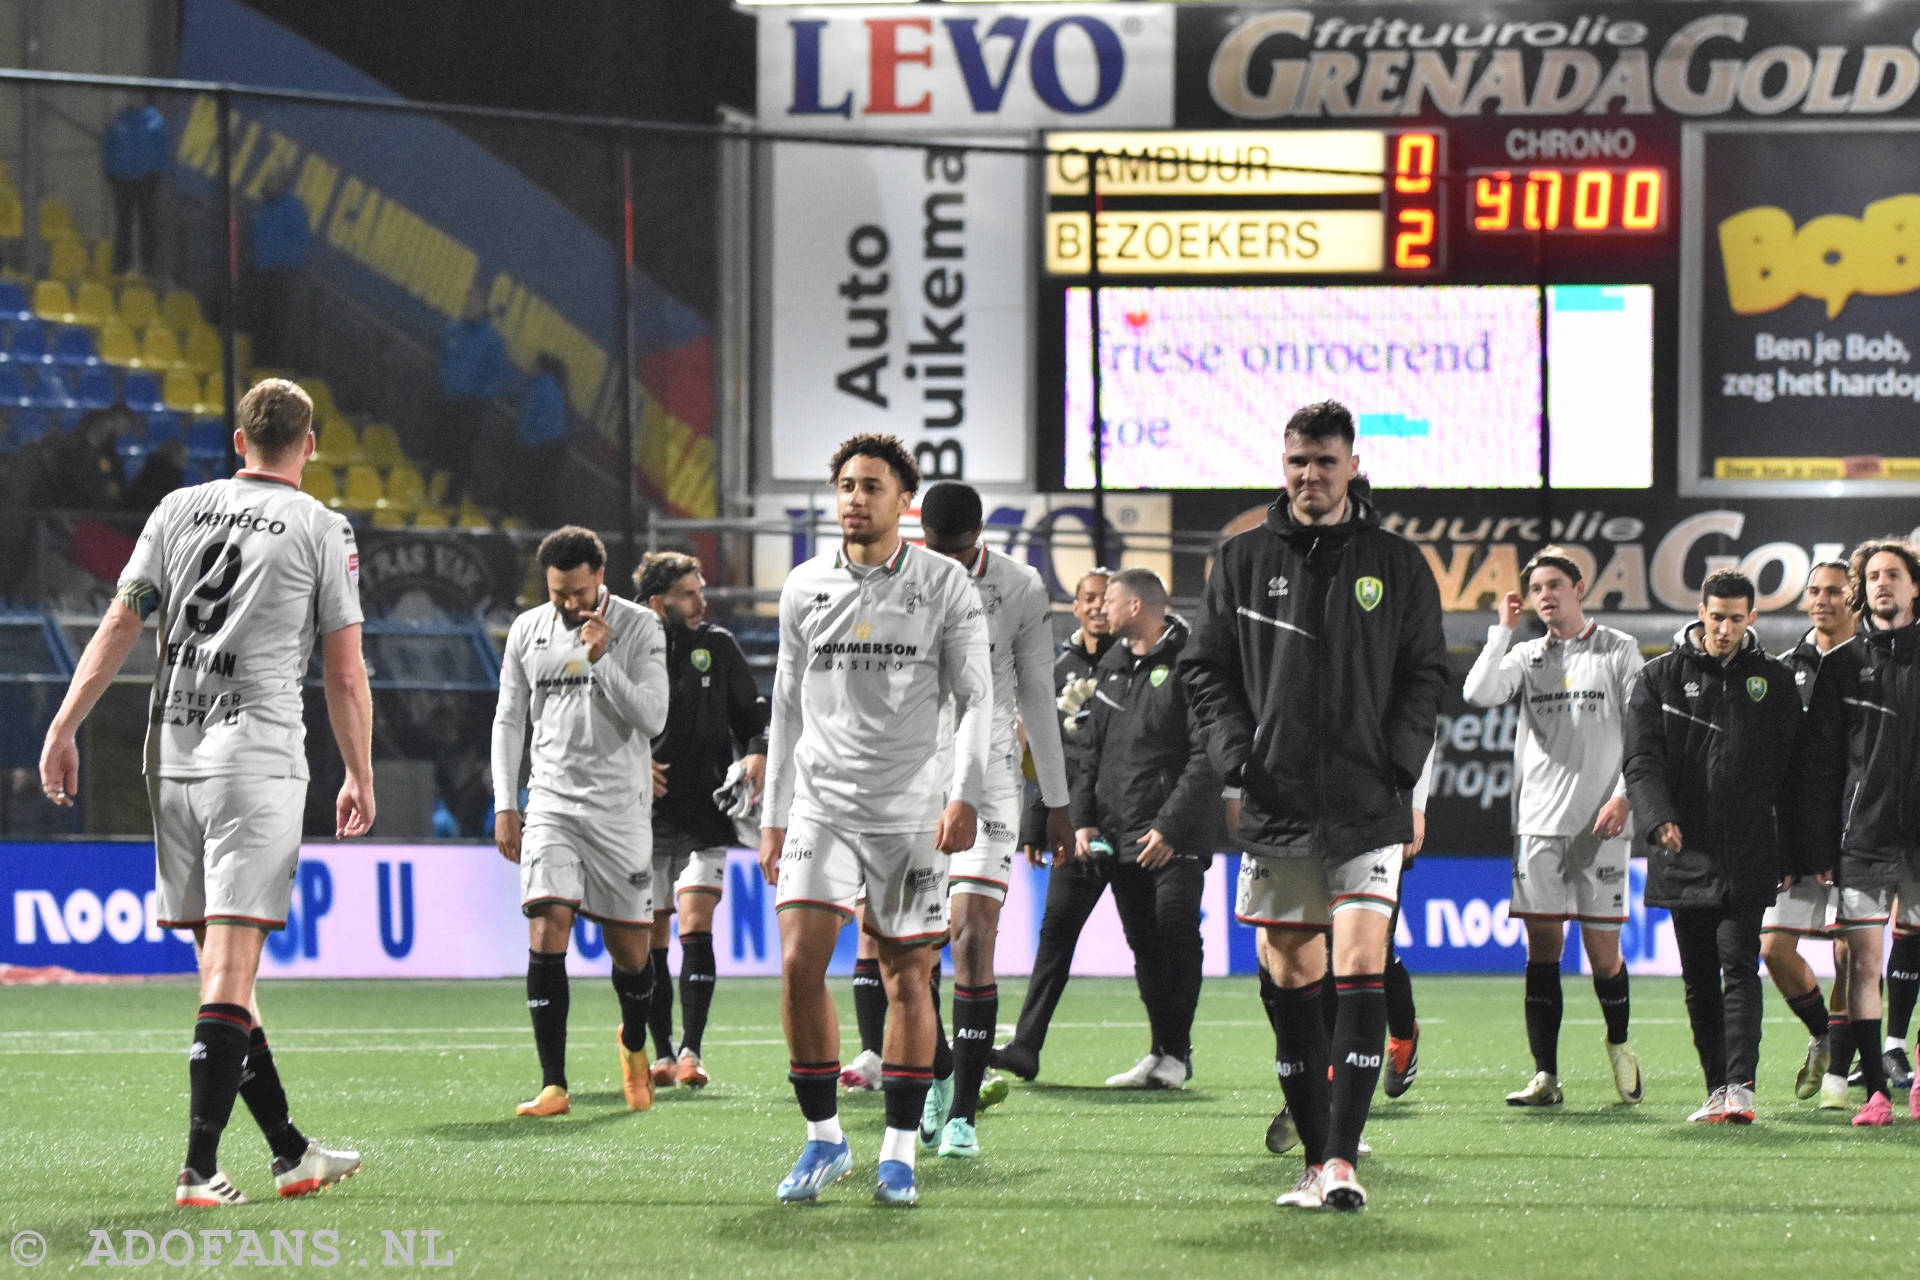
[1,975,1914,1277]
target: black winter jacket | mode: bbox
[650,620,768,848]
[1800,617,1920,891]
[1178,492,1448,860]
[1623,625,1804,907]
[1019,629,1115,848]
[1070,615,1223,861]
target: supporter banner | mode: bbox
[1176,2,1920,126]
[767,140,1031,484]
[759,4,1175,133]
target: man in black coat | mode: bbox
[632,551,768,1089]
[1070,567,1222,1091]
[1180,400,1448,1212]
[1800,538,1920,1124]
[1624,570,1803,1125]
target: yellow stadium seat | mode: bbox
[0,189,22,240]
[371,506,409,529]
[161,289,204,333]
[37,197,73,242]
[195,372,226,418]
[71,280,114,328]
[118,282,160,331]
[32,279,76,324]
[87,238,115,283]
[426,470,450,507]
[456,502,492,530]
[296,378,338,422]
[359,422,405,470]
[182,323,222,375]
[300,465,339,505]
[162,369,200,413]
[312,418,361,467]
[133,325,184,370]
[97,317,138,365]
[378,464,424,512]
[499,516,526,532]
[411,507,450,529]
[47,236,87,284]
[339,463,384,512]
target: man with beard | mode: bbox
[632,551,768,1091]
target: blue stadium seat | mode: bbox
[122,370,164,413]
[0,281,31,323]
[12,409,51,446]
[146,411,183,448]
[28,368,74,411]
[117,436,149,483]
[73,365,116,410]
[0,365,31,409]
[9,320,52,366]
[52,325,99,367]
[187,417,227,460]
[56,407,84,435]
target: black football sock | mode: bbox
[1885,936,1920,1041]
[238,1025,309,1165]
[882,1063,934,1137]
[527,949,570,1090]
[1384,950,1418,1042]
[789,1060,839,1122]
[1328,975,1387,1165]
[930,972,954,1082]
[852,958,888,1056]
[1319,957,1340,1038]
[1269,978,1333,1167]
[677,931,716,1058]
[1854,1018,1889,1095]
[1524,961,1564,1075]
[184,1003,252,1177]
[1258,964,1286,1063]
[1592,964,1631,1045]
[612,963,654,1054]
[950,983,998,1124]
[1829,1015,1857,1077]
[647,946,675,1059]
[1784,985,1831,1040]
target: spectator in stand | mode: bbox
[124,439,186,514]
[31,409,125,510]
[244,168,312,369]
[436,282,511,510]
[103,100,169,276]
[515,355,569,528]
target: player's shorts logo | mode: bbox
[692,648,711,672]
[1747,676,1768,702]
[1150,665,1169,687]
[1354,577,1384,612]
[628,872,650,888]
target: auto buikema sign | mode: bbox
[757,4,1174,132]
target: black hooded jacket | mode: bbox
[650,620,768,848]
[1069,615,1223,860]
[1623,624,1804,908]
[1800,617,1920,890]
[1019,628,1116,848]
[1177,491,1448,860]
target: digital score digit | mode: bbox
[1468,167,1666,235]
[1387,131,1445,272]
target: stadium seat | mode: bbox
[162,368,200,412]
[371,506,409,529]
[339,463,384,512]
[28,368,74,410]
[0,280,32,323]
[499,516,526,531]
[187,418,227,460]
[0,365,31,409]
[87,238,114,284]
[117,437,150,483]
[411,506,450,528]
[146,411,183,449]
[122,370,164,414]
[52,326,99,366]
[297,378,339,423]
[312,417,361,466]
[32,280,77,325]
[360,422,406,470]
[96,318,138,366]
[72,365,115,410]
[379,464,425,512]
[194,372,225,418]
[9,319,51,365]
[71,280,114,329]
[456,502,492,530]
[426,470,450,507]
[118,282,159,332]
[47,236,87,285]
[161,289,204,333]
[37,198,73,242]
[0,189,21,241]
[182,324,222,374]
[300,464,339,504]
[138,325,186,370]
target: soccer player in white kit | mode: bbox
[39,379,369,1206]
[492,527,669,1118]
[760,436,991,1208]
[1462,547,1646,1108]
[914,480,1072,1158]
